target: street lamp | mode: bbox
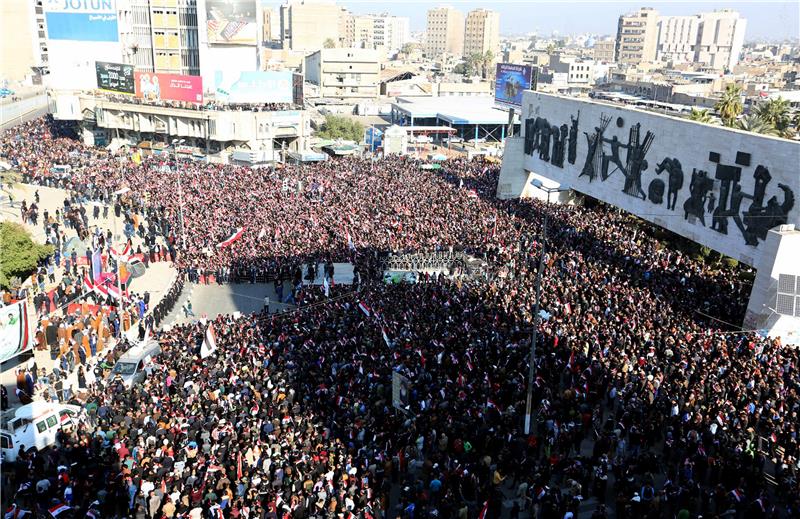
[171,138,187,250]
[523,178,571,436]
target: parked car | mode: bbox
[0,88,14,98]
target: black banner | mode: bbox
[96,61,135,94]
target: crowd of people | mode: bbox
[1,116,798,519]
[94,91,297,114]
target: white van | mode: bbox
[0,402,81,462]
[108,340,161,388]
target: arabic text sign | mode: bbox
[135,72,203,104]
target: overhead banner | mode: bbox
[96,61,134,94]
[135,72,203,104]
[45,0,119,42]
[206,0,258,45]
[214,71,293,104]
[0,301,31,364]
[495,63,533,109]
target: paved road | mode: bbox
[1,183,177,407]
[0,94,48,131]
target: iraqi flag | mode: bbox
[347,231,356,251]
[109,243,131,261]
[358,301,371,317]
[467,189,478,199]
[201,323,217,359]
[477,501,489,519]
[217,227,245,248]
[257,227,267,241]
[48,504,71,518]
[381,326,392,348]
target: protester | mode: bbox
[0,117,797,518]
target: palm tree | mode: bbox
[755,97,790,132]
[715,84,743,126]
[688,108,714,124]
[323,38,336,49]
[736,114,779,136]
[482,50,495,79]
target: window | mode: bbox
[46,416,58,429]
[0,435,10,449]
[36,420,47,433]
[776,274,800,317]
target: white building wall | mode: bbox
[505,92,800,267]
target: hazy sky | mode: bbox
[262,1,800,41]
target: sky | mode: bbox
[262,1,800,41]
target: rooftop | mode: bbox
[392,96,516,125]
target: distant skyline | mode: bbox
[261,1,799,41]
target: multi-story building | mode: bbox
[304,48,380,98]
[655,15,700,65]
[425,6,463,59]
[615,7,659,66]
[344,13,411,52]
[617,7,747,70]
[117,0,200,76]
[463,8,500,59]
[280,0,342,51]
[0,0,48,83]
[654,10,746,69]
[549,54,596,85]
[694,10,746,70]
[593,40,616,63]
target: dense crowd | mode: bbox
[1,117,798,519]
[94,92,296,114]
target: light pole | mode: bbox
[171,138,187,250]
[524,179,570,436]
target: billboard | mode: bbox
[0,301,31,364]
[214,71,293,104]
[495,63,533,109]
[135,72,203,104]
[45,0,119,42]
[96,61,134,94]
[206,0,258,45]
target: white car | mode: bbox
[1,402,81,462]
[444,136,463,144]
[467,137,486,144]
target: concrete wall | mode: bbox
[744,225,800,344]
[503,91,800,267]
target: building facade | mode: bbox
[655,15,700,65]
[593,40,616,63]
[617,7,747,70]
[304,48,380,98]
[615,7,660,66]
[694,10,747,70]
[425,6,463,59]
[118,0,200,76]
[0,0,47,83]
[463,8,500,59]
[280,0,343,51]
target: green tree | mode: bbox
[755,97,790,133]
[0,222,54,289]
[736,114,779,136]
[400,43,417,56]
[482,50,495,79]
[688,108,714,124]
[714,84,743,126]
[323,38,336,49]
[316,115,364,142]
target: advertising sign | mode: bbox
[96,61,134,94]
[206,0,258,45]
[214,71,293,104]
[135,72,203,104]
[45,0,119,42]
[0,301,30,364]
[495,63,533,109]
